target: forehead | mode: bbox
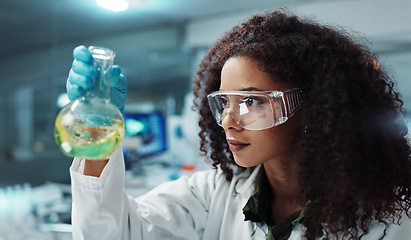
[220,57,291,91]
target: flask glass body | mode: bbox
[54,46,125,160]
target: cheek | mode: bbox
[260,132,287,155]
[256,125,297,158]
[230,118,300,167]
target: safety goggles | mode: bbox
[207,88,304,130]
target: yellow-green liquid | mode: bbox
[55,115,125,160]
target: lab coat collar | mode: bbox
[233,165,262,197]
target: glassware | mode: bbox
[54,46,125,160]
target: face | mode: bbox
[219,57,300,167]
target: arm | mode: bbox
[70,149,130,239]
[83,159,108,177]
[70,148,218,240]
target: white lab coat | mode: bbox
[70,148,411,240]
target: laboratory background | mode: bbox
[0,0,410,239]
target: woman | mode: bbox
[68,9,411,239]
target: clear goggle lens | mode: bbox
[207,88,303,130]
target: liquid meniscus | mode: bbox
[55,114,125,160]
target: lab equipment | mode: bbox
[66,46,127,113]
[0,183,70,240]
[122,112,167,159]
[55,46,125,160]
[207,88,304,130]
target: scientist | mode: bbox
[67,9,411,240]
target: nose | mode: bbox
[221,109,243,130]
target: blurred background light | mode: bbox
[125,118,145,135]
[57,93,70,108]
[96,0,130,12]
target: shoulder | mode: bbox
[189,165,260,190]
[180,165,260,200]
[139,165,260,210]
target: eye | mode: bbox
[220,96,229,108]
[241,95,264,107]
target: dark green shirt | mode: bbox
[242,167,305,240]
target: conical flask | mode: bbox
[54,46,125,160]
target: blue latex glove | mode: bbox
[66,45,127,113]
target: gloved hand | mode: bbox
[66,45,127,113]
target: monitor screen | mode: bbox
[123,112,167,159]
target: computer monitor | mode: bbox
[122,112,167,160]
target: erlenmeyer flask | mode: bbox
[54,46,125,160]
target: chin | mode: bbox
[233,157,260,168]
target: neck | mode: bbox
[263,160,306,223]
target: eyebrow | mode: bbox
[219,87,264,91]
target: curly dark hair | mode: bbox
[192,8,411,240]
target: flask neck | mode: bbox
[86,46,116,100]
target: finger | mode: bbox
[108,66,127,94]
[110,88,126,113]
[72,59,96,78]
[66,80,84,101]
[73,45,93,63]
[68,69,93,89]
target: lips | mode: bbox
[227,139,250,152]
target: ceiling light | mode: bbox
[96,0,129,12]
